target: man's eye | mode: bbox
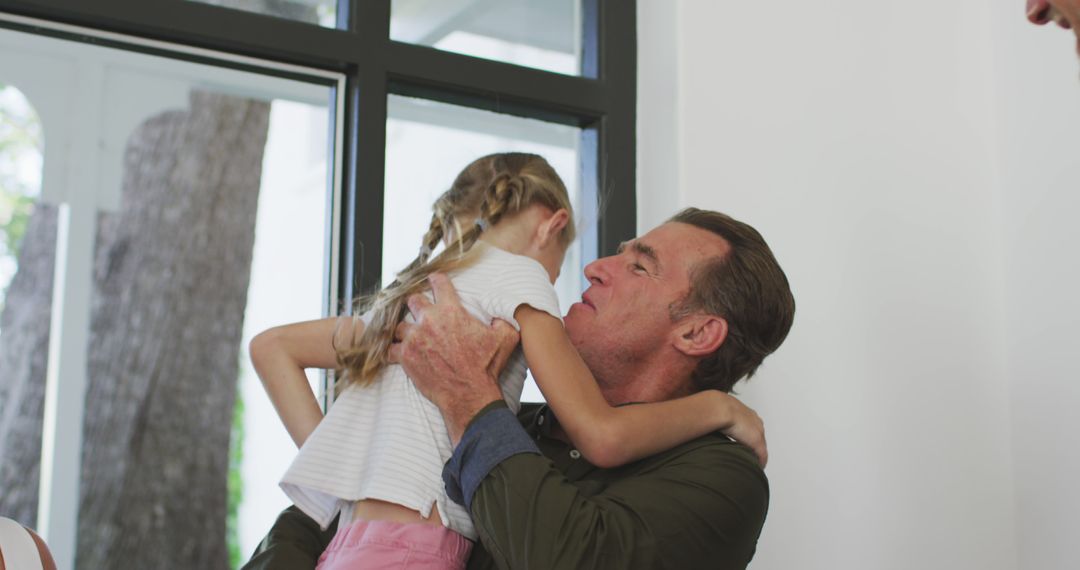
[632,263,647,272]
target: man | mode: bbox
[245,208,795,569]
[1027,0,1080,54]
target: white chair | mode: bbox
[0,517,56,570]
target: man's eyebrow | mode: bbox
[618,240,661,270]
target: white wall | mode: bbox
[636,1,1080,568]
[990,4,1080,570]
[636,0,680,232]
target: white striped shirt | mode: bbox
[280,244,562,540]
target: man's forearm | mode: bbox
[441,388,504,447]
[443,402,542,506]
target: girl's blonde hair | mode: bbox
[337,152,575,388]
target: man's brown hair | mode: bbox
[668,208,795,393]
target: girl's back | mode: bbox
[280,244,562,540]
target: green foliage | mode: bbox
[0,190,33,256]
[227,377,246,568]
[0,83,44,313]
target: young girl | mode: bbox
[252,153,753,569]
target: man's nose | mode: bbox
[583,256,610,285]
[1028,0,1052,24]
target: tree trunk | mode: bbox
[0,90,271,569]
[79,91,270,569]
[0,203,57,527]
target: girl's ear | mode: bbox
[537,208,570,247]
[673,314,728,357]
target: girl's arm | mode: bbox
[516,306,762,469]
[249,316,362,447]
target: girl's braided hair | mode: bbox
[336,152,575,388]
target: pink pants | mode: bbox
[316,520,472,570]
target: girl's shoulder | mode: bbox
[454,244,561,324]
[466,242,549,277]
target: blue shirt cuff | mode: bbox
[443,404,541,509]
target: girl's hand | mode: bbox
[717,393,768,468]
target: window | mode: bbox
[0,21,341,570]
[0,83,43,324]
[0,82,54,535]
[391,0,583,75]
[0,2,634,568]
[188,0,339,28]
[384,95,583,302]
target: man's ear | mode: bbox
[673,314,728,357]
[536,208,570,247]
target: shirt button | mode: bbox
[537,414,545,425]
[569,449,581,460]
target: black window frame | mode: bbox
[0,0,637,306]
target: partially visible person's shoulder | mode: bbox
[644,431,768,489]
[473,244,551,286]
[453,242,547,276]
[675,430,762,464]
[449,244,552,299]
[601,429,768,569]
[456,245,561,325]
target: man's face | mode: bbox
[563,222,731,386]
[1028,0,1080,55]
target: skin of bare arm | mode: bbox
[249,317,354,447]
[516,305,750,469]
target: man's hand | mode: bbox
[387,273,520,445]
[716,392,768,468]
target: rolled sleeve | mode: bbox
[443,401,541,509]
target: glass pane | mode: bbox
[384,94,583,402]
[188,0,337,28]
[237,99,331,563]
[0,84,44,321]
[0,83,56,528]
[0,27,336,569]
[391,0,582,76]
